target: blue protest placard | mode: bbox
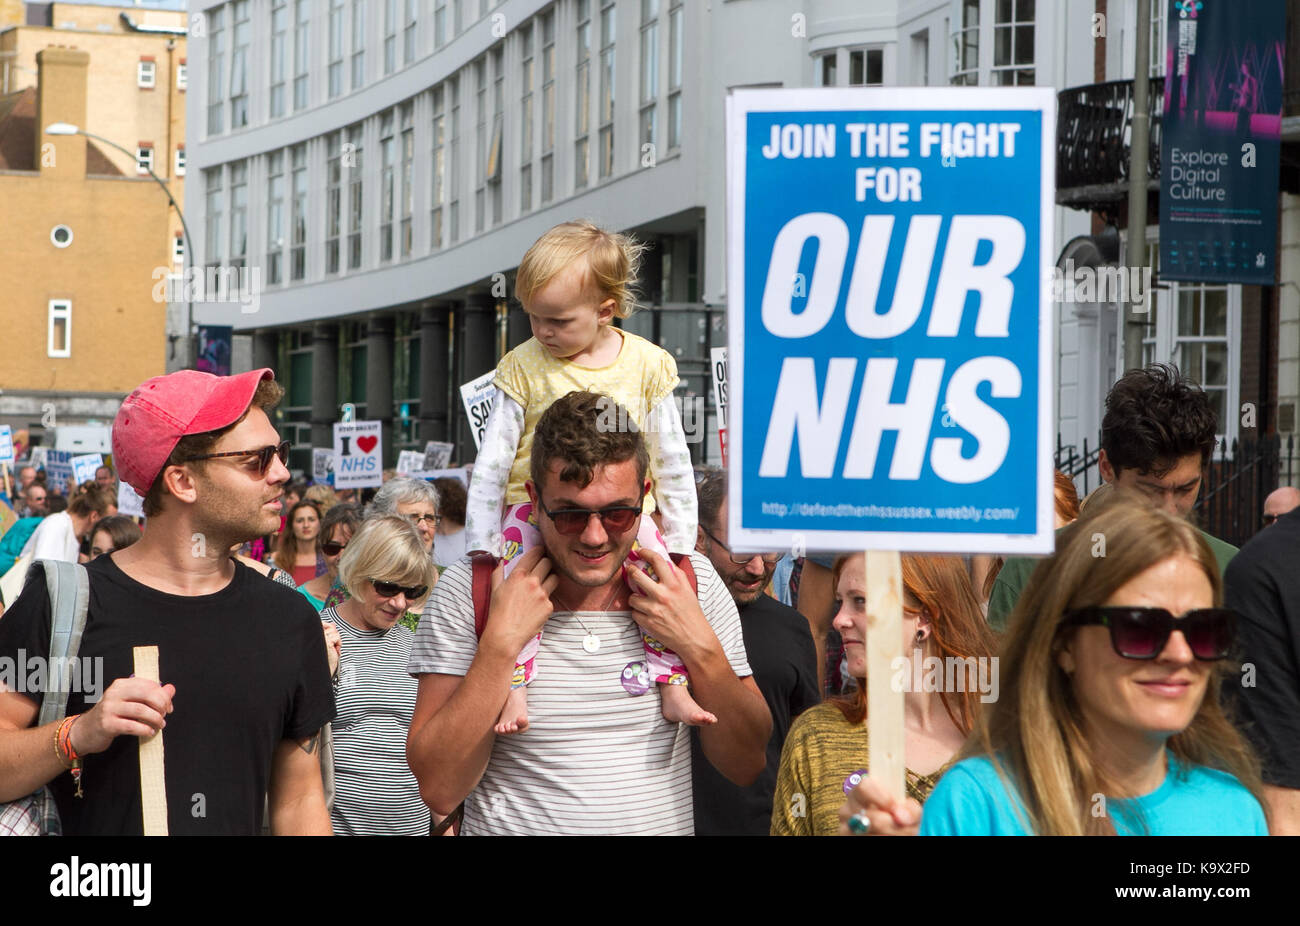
[44,450,76,492]
[725,87,1055,555]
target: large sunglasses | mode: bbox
[538,495,644,536]
[185,440,290,476]
[321,541,347,556]
[1061,606,1236,661]
[370,578,429,600]
[701,527,781,565]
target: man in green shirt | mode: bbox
[987,363,1236,631]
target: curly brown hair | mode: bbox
[1102,363,1218,477]
[529,391,649,494]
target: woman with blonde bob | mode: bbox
[321,515,438,835]
[772,552,996,835]
[841,495,1268,836]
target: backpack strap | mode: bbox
[36,560,90,727]
[669,552,698,595]
[470,553,498,640]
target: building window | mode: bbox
[403,0,417,65]
[48,300,71,358]
[352,0,366,89]
[400,103,413,257]
[137,59,156,88]
[173,234,185,265]
[384,0,398,74]
[639,0,658,155]
[329,0,345,98]
[177,61,187,91]
[175,145,186,176]
[431,84,446,249]
[205,167,223,267]
[520,23,534,214]
[911,30,930,85]
[229,160,248,268]
[294,0,310,111]
[206,7,225,134]
[848,48,883,86]
[270,0,287,116]
[229,0,250,128]
[951,0,978,85]
[818,52,837,87]
[489,46,503,226]
[136,144,154,174]
[474,57,486,233]
[434,0,447,46]
[326,138,342,274]
[991,0,1034,86]
[1149,0,1166,78]
[540,9,555,202]
[381,110,396,261]
[291,144,307,280]
[348,125,364,268]
[448,79,460,244]
[668,0,682,150]
[598,0,615,179]
[575,0,591,189]
[267,150,285,284]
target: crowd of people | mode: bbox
[0,220,1296,838]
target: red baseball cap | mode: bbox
[112,368,276,496]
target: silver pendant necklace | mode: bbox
[553,583,624,654]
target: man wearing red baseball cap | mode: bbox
[0,369,335,835]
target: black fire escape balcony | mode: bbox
[1056,77,1165,221]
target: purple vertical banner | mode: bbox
[1159,0,1285,283]
[195,326,233,376]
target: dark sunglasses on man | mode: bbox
[322,541,347,556]
[538,494,644,535]
[1060,606,1236,661]
[184,440,291,476]
[701,527,782,565]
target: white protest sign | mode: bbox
[421,466,471,486]
[423,440,455,470]
[396,450,426,474]
[116,481,146,518]
[312,448,334,482]
[0,426,13,465]
[71,453,103,487]
[710,347,728,465]
[460,371,497,451]
[332,420,383,489]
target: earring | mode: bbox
[914,629,926,645]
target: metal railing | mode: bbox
[1057,77,1165,203]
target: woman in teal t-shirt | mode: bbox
[841,494,1269,837]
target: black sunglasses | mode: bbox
[322,541,347,556]
[370,578,429,600]
[186,440,290,476]
[538,494,644,536]
[1061,606,1236,661]
[701,527,781,564]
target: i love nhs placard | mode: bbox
[725,87,1055,555]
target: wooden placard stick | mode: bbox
[133,645,169,836]
[1,462,11,503]
[865,550,905,799]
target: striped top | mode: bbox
[321,607,430,836]
[408,553,751,835]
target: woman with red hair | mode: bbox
[771,552,997,835]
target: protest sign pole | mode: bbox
[133,645,169,836]
[1,463,11,502]
[865,550,905,799]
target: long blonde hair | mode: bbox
[967,494,1266,834]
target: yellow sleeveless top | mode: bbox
[493,329,680,506]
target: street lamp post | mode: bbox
[44,122,196,369]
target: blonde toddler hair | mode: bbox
[515,220,648,319]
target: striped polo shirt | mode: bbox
[322,608,430,836]
[408,552,751,835]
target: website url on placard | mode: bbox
[760,502,1020,523]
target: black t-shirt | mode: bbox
[1223,509,1300,788]
[0,555,334,835]
[691,593,820,835]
